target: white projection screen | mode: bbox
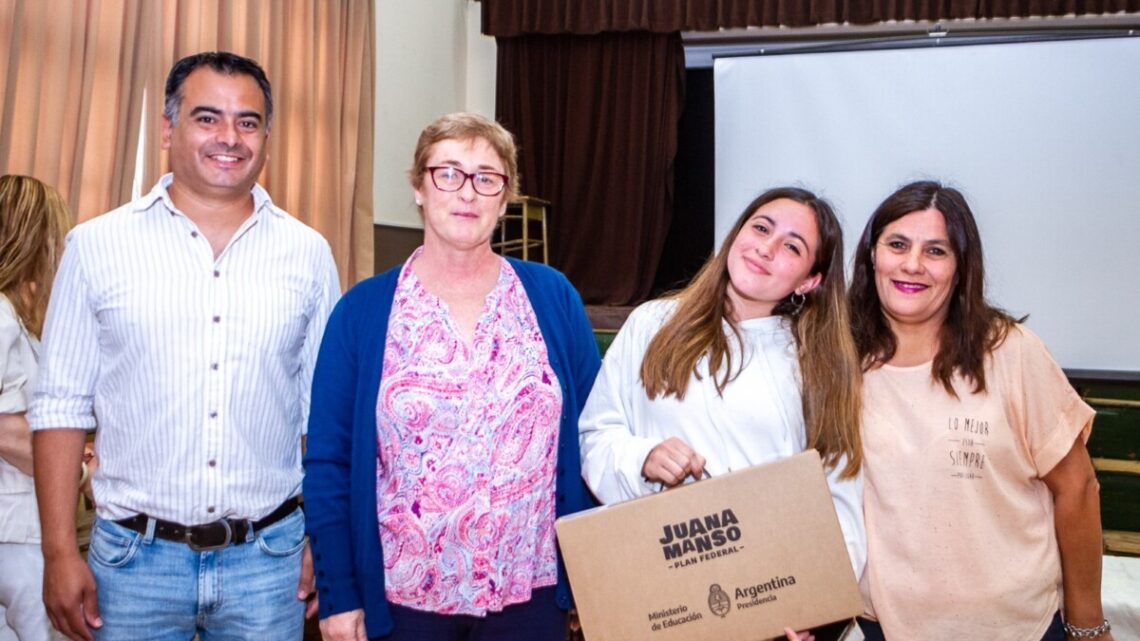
[714,35,1140,374]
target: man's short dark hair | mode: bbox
[164,51,273,128]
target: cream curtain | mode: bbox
[0,0,151,222]
[1,0,375,287]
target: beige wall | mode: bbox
[374,0,497,228]
[464,1,498,118]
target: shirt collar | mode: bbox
[131,173,281,219]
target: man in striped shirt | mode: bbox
[29,52,340,641]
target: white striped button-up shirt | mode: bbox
[29,174,340,524]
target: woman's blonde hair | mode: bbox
[640,187,862,477]
[0,175,73,337]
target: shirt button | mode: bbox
[213,270,220,278]
[208,459,217,467]
[191,231,199,238]
[211,363,219,370]
[212,316,221,323]
[209,411,218,419]
[207,506,215,514]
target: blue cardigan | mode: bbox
[303,258,600,639]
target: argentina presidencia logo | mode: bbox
[708,583,731,618]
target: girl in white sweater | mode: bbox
[579,187,864,641]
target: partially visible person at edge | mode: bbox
[303,112,601,641]
[578,187,865,641]
[0,175,73,641]
[29,51,339,641]
[851,181,1112,641]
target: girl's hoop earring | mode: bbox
[790,291,806,313]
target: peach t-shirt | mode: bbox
[860,325,1093,641]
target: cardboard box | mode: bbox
[556,450,861,641]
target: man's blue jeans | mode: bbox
[87,509,305,641]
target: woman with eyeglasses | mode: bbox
[303,113,600,641]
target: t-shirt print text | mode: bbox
[947,416,988,480]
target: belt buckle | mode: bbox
[185,519,233,551]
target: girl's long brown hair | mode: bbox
[640,188,862,477]
[849,181,1018,395]
[0,175,73,337]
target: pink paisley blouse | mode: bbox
[375,252,562,615]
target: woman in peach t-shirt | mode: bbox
[848,181,1112,641]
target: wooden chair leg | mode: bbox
[522,203,530,261]
[541,207,549,264]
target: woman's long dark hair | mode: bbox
[849,181,1018,395]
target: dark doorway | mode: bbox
[651,67,715,298]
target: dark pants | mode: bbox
[382,587,565,641]
[857,611,1065,641]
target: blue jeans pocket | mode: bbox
[254,510,305,557]
[88,519,142,568]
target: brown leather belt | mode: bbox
[114,497,300,551]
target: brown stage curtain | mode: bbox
[1,0,151,222]
[151,0,376,287]
[483,0,1140,35]
[496,31,685,305]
